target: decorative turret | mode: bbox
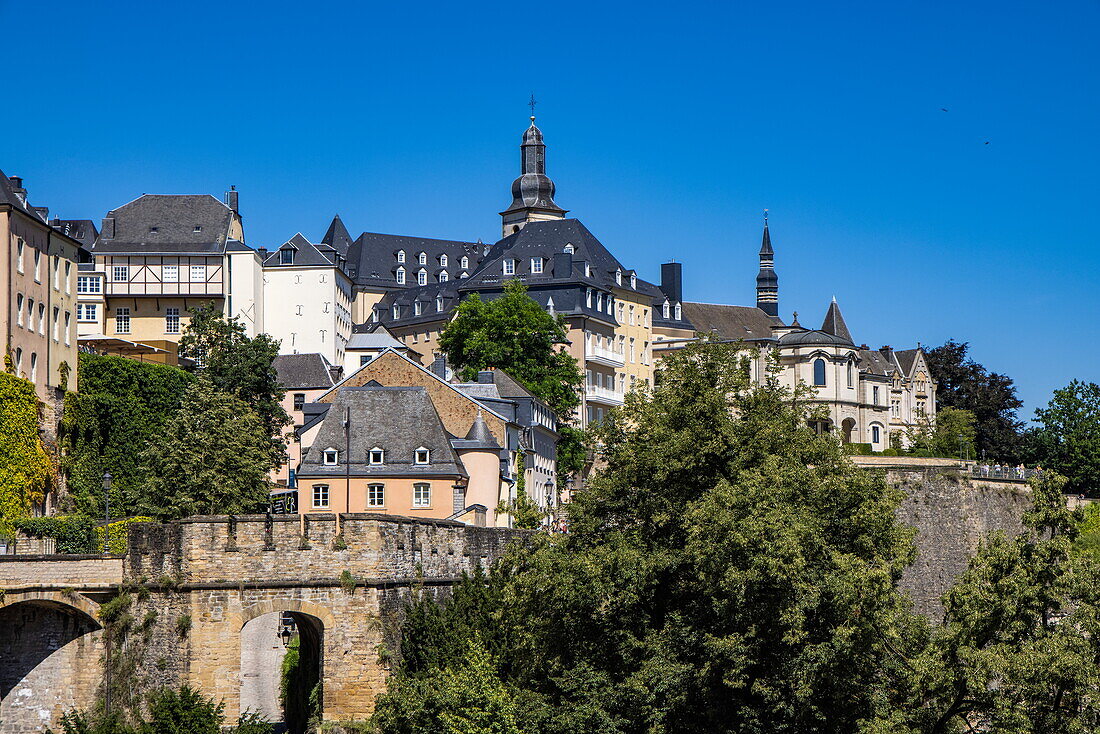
[500,116,567,237]
[820,297,853,343]
[755,210,779,317]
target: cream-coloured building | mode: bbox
[1,172,80,399]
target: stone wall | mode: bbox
[0,556,123,589]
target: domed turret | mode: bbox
[500,116,567,237]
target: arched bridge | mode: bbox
[0,515,523,733]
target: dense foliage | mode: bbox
[438,280,588,480]
[15,515,96,553]
[0,371,54,538]
[905,406,977,458]
[61,353,194,519]
[1024,380,1100,496]
[48,685,272,734]
[926,340,1024,461]
[140,378,276,519]
[178,303,289,464]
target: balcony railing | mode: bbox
[586,384,625,405]
[586,343,625,367]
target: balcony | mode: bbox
[586,343,625,367]
[586,383,625,406]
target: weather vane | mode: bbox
[529,93,537,117]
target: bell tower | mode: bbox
[756,210,779,317]
[499,116,567,237]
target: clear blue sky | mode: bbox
[4,0,1097,417]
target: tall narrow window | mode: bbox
[418,252,427,265]
[436,297,444,312]
[29,353,37,382]
[413,483,431,507]
[873,386,880,404]
[38,304,45,334]
[813,358,826,386]
[440,254,448,267]
[293,393,305,410]
[397,250,406,263]
[65,262,71,293]
[165,307,180,334]
[674,303,681,320]
[280,249,294,265]
[16,294,23,327]
[53,258,60,290]
[116,307,131,334]
[847,360,854,388]
[396,267,406,285]
[503,259,515,275]
[417,269,427,286]
[367,483,385,507]
[531,257,544,274]
[52,308,59,340]
[34,251,41,282]
[16,241,24,273]
[872,425,881,444]
[662,301,670,319]
[64,312,71,345]
[461,256,469,269]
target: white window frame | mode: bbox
[503,259,515,275]
[369,447,384,465]
[413,483,431,508]
[77,303,98,322]
[312,484,329,509]
[397,250,406,263]
[440,254,448,267]
[439,270,448,282]
[115,307,131,334]
[165,307,180,334]
[531,257,544,274]
[323,448,339,466]
[77,276,102,294]
[396,267,406,285]
[16,294,23,327]
[367,483,385,507]
[418,252,427,265]
[190,264,206,283]
[436,297,444,312]
[461,256,469,269]
[414,447,430,465]
[418,269,427,286]
[112,265,129,282]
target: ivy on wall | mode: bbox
[0,372,55,538]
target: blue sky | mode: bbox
[3,0,1097,416]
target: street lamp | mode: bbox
[102,472,112,554]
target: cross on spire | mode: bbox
[528,93,537,117]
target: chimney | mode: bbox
[101,216,116,238]
[33,206,49,221]
[328,365,344,383]
[661,261,683,304]
[553,251,572,278]
[430,354,450,381]
[8,176,26,205]
[880,345,893,358]
[477,370,495,384]
[225,186,239,213]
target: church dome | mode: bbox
[778,329,855,348]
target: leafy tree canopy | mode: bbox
[139,377,276,519]
[925,340,1024,461]
[178,303,289,464]
[1025,380,1100,496]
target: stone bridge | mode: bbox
[0,514,524,734]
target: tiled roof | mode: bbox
[263,233,338,268]
[681,302,779,342]
[820,300,853,343]
[273,353,336,389]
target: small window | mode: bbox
[872,426,882,444]
[396,267,406,285]
[52,307,59,340]
[149,226,159,234]
[674,303,681,320]
[165,307,180,334]
[163,265,178,283]
[813,358,826,387]
[323,448,339,466]
[418,269,427,286]
[16,294,24,326]
[397,250,406,263]
[615,269,622,285]
[312,484,329,509]
[367,483,385,507]
[440,254,448,267]
[418,252,427,265]
[531,257,544,274]
[503,259,515,275]
[193,225,202,232]
[436,297,444,312]
[630,274,637,289]
[662,301,670,319]
[414,301,423,316]
[369,447,384,465]
[359,355,372,366]
[392,305,400,319]
[112,265,128,282]
[293,393,305,410]
[190,264,206,282]
[584,263,591,277]
[564,243,574,254]
[414,447,430,465]
[461,256,469,269]
[439,270,448,282]
[413,483,431,507]
[280,249,295,265]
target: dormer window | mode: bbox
[415,447,430,465]
[414,301,423,316]
[323,448,339,466]
[460,271,468,278]
[397,250,406,263]
[674,303,681,320]
[149,226,159,233]
[616,269,622,286]
[418,252,427,265]
[531,257,544,274]
[630,274,637,289]
[440,254,448,267]
[564,243,574,254]
[369,447,384,465]
[281,249,294,265]
[503,259,515,275]
[662,300,670,319]
[396,267,406,285]
[193,225,202,232]
[436,297,444,312]
[586,288,593,308]
[439,270,449,282]
[460,256,469,269]
[418,269,427,286]
[584,263,591,277]
[392,305,401,319]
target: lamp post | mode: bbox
[102,472,112,554]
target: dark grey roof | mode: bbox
[263,233,339,268]
[820,299,853,343]
[320,215,353,256]
[681,302,779,342]
[453,411,500,450]
[95,194,236,254]
[346,231,486,289]
[636,277,695,329]
[486,370,537,400]
[778,329,856,348]
[502,118,567,218]
[273,353,336,389]
[759,221,774,256]
[894,349,919,375]
[298,386,465,478]
[51,219,99,248]
[859,349,892,377]
[0,170,43,220]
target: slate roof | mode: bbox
[681,302,780,342]
[263,233,339,268]
[637,277,695,330]
[451,411,501,451]
[346,330,405,350]
[320,215,353,257]
[346,231,487,289]
[0,170,43,220]
[298,386,466,478]
[51,219,99,249]
[859,349,893,377]
[894,349,919,376]
[273,353,336,390]
[95,194,237,254]
[820,299,853,343]
[778,328,855,348]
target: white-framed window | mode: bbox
[369,447,384,465]
[629,305,635,325]
[432,297,442,312]
[64,262,71,293]
[583,262,591,277]
[440,254,448,267]
[531,257,544,274]
[323,448,339,465]
[53,258,60,290]
[34,250,41,282]
[439,270,448,282]
[16,241,24,273]
[615,269,622,285]
[413,483,431,507]
[662,301,670,319]
[397,250,406,263]
[461,256,469,269]
[29,352,37,382]
[52,308,59,341]
[418,252,427,265]
[16,294,23,327]
[116,307,131,334]
[77,275,101,293]
[312,484,329,509]
[280,249,294,265]
[392,305,400,319]
[165,307,180,334]
[414,301,423,316]
[190,264,206,282]
[112,265,128,282]
[418,269,427,286]
[564,243,574,254]
[586,289,592,308]
[37,304,45,334]
[674,303,681,320]
[503,259,515,275]
[64,312,71,345]
[367,483,385,507]
[396,267,406,285]
[630,274,637,289]
[414,447,430,465]
[77,303,97,322]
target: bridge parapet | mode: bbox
[0,555,124,591]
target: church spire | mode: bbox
[500,115,567,237]
[756,210,779,317]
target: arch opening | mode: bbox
[841,418,857,444]
[240,610,323,734]
[0,599,102,734]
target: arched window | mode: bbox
[813,358,826,386]
[847,359,854,388]
[872,425,881,444]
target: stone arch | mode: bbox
[841,417,857,444]
[0,590,102,623]
[233,598,336,632]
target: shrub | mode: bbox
[94,516,155,554]
[16,516,97,554]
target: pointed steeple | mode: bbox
[463,410,500,448]
[820,297,853,343]
[321,214,353,256]
[755,210,779,317]
[500,115,567,237]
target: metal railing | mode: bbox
[587,343,625,365]
[586,384,625,404]
[969,464,1045,482]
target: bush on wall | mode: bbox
[0,372,55,538]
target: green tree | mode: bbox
[178,303,289,465]
[926,340,1024,461]
[139,377,276,519]
[0,372,54,538]
[1025,380,1100,496]
[906,406,977,458]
